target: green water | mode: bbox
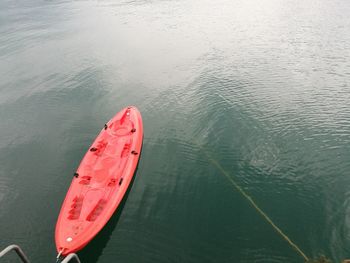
[1,0,350,262]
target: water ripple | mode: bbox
[1,0,350,262]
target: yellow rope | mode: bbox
[196,142,309,262]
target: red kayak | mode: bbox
[55,106,143,256]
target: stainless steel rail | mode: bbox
[0,244,30,263]
[60,253,81,263]
[0,244,81,263]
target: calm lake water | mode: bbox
[1,0,350,262]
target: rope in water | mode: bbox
[196,142,309,262]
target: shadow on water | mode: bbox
[77,145,143,263]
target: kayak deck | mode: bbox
[55,106,143,255]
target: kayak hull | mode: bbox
[55,106,143,256]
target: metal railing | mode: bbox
[0,244,81,263]
[0,244,30,263]
[60,253,81,263]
